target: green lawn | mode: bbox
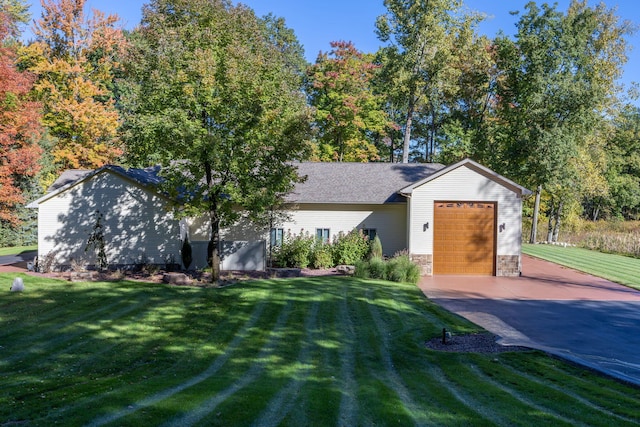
[1,274,639,426]
[0,245,37,256]
[523,243,640,290]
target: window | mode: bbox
[316,228,330,244]
[270,228,284,247]
[362,228,377,241]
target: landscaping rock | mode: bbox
[69,271,98,282]
[162,272,193,286]
[336,265,355,275]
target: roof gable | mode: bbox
[28,165,165,208]
[399,158,532,197]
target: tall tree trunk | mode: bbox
[402,94,416,163]
[529,185,541,244]
[209,212,221,282]
[204,158,221,283]
[552,201,563,243]
[546,200,555,243]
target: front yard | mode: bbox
[1,274,639,426]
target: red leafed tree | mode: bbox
[0,12,43,224]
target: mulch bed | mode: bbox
[425,332,531,354]
[2,265,341,287]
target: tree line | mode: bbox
[0,0,638,270]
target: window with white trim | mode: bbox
[270,228,284,247]
[316,228,330,244]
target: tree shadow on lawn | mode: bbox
[0,274,554,426]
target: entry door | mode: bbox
[433,201,496,275]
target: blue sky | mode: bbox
[24,0,640,98]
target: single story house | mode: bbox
[28,158,531,276]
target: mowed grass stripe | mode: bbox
[365,287,429,425]
[2,294,171,371]
[428,364,509,426]
[496,353,640,422]
[161,298,297,426]
[87,297,270,427]
[39,288,253,424]
[252,301,320,426]
[467,363,581,426]
[274,285,346,426]
[336,285,358,425]
[522,244,640,290]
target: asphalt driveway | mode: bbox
[0,251,37,267]
[419,255,640,386]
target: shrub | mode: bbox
[354,260,370,279]
[37,251,57,273]
[355,254,421,284]
[386,254,421,284]
[311,243,333,269]
[332,229,370,265]
[181,237,193,270]
[370,235,383,259]
[274,230,315,268]
[368,256,387,279]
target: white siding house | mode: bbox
[30,159,531,276]
[29,166,182,269]
[399,159,530,276]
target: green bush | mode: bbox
[387,255,421,284]
[273,231,315,268]
[332,229,370,265]
[354,260,370,279]
[368,256,387,279]
[370,235,383,259]
[311,243,333,269]
[354,254,421,284]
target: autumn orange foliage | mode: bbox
[0,13,43,224]
[23,0,125,170]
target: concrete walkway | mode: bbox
[419,255,640,386]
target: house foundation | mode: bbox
[496,255,521,277]
[411,254,433,276]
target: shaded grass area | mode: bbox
[1,274,639,426]
[0,245,37,256]
[523,244,640,291]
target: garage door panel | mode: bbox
[434,201,495,275]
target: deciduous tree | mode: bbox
[121,0,311,282]
[306,41,392,162]
[492,1,631,242]
[375,0,481,163]
[0,11,42,224]
[20,0,125,171]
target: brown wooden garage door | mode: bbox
[434,201,496,275]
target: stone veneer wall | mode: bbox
[496,255,520,277]
[412,253,521,276]
[411,254,432,276]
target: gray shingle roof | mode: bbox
[48,169,92,192]
[287,162,445,204]
[43,162,445,206]
[47,165,163,192]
